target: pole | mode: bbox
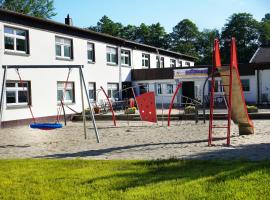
[79,66,100,143]
[0,66,7,127]
[79,69,87,139]
[161,95,164,126]
[61,101,67,126]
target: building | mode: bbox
[0,9,195,126]
[250,47,270,104]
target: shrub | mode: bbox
[125,107,136,114]
[184,106,196,114]
[247,105,258,113]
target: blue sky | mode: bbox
[53,0,270,32]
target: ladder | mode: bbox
[208,62,233,146]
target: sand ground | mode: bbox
[0,120,269,160]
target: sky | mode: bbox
[53,0,270,32]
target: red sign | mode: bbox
[136,92,157,123]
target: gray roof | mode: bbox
[250,47,270,63]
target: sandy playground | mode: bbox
[0,120,269,160]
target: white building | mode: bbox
[0,9,195,126]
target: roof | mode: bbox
[250,47,270,63]
[0,9,195,61]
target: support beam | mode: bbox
[0,66,7,127]
[79,66,100,143]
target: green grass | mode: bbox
[0,159,269,200]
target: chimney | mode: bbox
[65,14,73,26]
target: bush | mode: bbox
[125,107,136,114]
[247,105,258,113]
[184,106,196,114]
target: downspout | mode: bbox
[118,46,122,100]
[257,69,260,105]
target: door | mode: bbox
[182,81,195,104]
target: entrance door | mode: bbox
[182,81,195,104]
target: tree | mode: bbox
[170,19,200,58]
[135,23,169,48]
[88,15,123,37]
[221,13,259,63]
[0,0,56,19]
[259,13,270,47]
[119,25,138,41]
[197,29,220,64]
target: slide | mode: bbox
[215,38,254,135]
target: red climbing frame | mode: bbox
[100,86,116,126]
[167,83,182,126]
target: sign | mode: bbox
[174,68,208,79]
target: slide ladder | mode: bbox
[208,39,232,146]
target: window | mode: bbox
[121,49,131,66]
[139,83,149,94]
[88,82,96,101]
[157,84,162,94]
[178,60,183,67]
[87,42,95,62]
[4,26,28,54]
[160,57,165,68]
[142,53,150,68]
[241,79,250,92]
[107,47,118,65]
[156,57,164,68]
[185,62,191,67]
[6,81,30,106]
[156,56,160,68]
[107,83,119,99]
[170,59,176,68]
[57,82,75,103]
[55,37,73,59]
[167,84,174,94]
[208,80,223,93]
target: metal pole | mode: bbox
[61,101,67,126]
[79,66,100,143]
[0,66,7,128]
[161,95,164,126]
[79,69,87,139]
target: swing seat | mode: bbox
[30,123,63,130]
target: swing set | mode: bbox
[0,65,100,143]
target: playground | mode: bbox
[0,119,269,160]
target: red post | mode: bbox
[100,86,116,126]
[167,83,182,126]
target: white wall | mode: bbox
[0,20,194,122]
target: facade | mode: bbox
[0,9,195,125]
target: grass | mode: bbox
[0,159,269,200]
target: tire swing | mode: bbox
[16,68,72,130]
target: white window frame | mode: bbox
[170,59,176,68]
[87,42,95,63]
[185,61,191,67]
[88,82,96,102]
[157,84,162,95]
[57,82,75,104]
[121,49,131,66]
[142,53,150,68]
[107,83,119,100]
[6,81,29,107]
[55,36,72,59]
[4,26,28,54]
[167,84,174,94]
[106,46,118,65]
[178,60,183,67]
[160,57,165,68]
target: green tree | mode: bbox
[221,13,259,63]
[170,19,200,58]
[197,29,220,64]
[259,13,270,47]
[0,0,56,19]
[119,25,138,41]
[135,23,169,48]
[88,15,123,37]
